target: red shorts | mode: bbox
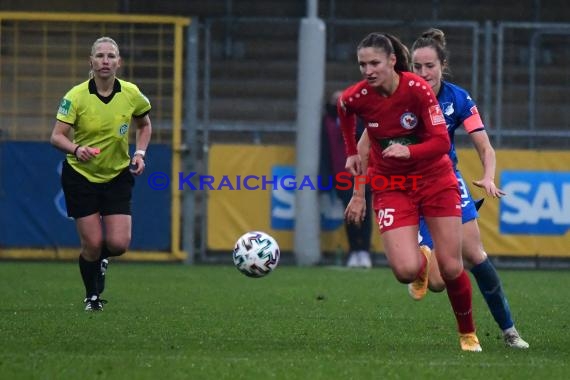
[372,169,461,233]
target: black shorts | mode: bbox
[61,160,134,218]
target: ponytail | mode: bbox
[357,32,410,72]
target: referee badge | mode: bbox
[119,123,129,135]
[58,98,71,116]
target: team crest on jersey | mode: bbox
[400,112,418,130]
[119,123,129,135]
[442,102,454,116]
[58,98,71,116]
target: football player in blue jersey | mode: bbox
[411,28,528,349]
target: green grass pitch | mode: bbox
[0,261,567,379]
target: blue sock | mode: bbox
[470,258,514,330]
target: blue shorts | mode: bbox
[418,169,478,249]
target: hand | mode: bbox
[75,146,100,161]
[472,178,506,198]
[130,155,146,176]
[345,154,362,176]
[382,143,410,159]
[344,195,366,225]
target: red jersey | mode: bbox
[338,71,451,177]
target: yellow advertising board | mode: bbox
[208,144,570,258]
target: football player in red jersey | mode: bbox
[340,32,481,352]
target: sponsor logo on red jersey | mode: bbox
[428,105,445,125]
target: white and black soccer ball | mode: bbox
[233,231,280,278]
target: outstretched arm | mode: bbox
[470,130,505,198]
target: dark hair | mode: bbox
[357,32,410,72]
[411,28,450,75]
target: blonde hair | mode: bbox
[89,36,120,78]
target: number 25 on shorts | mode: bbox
[377,208,395,229]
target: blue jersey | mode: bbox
[419,81,484,248]
[438,81,484,168]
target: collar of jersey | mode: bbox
[89,78,122,104]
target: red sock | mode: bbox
[444,270,475,334]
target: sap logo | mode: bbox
[500,171,570,235]
[271,165,344,231]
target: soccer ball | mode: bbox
[233,231,280,278]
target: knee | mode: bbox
[428,279,446,292]
[434,251,464,280]
[436,257,462,280]
[81,238,103,261]
[464,248,488,268]
[391,265,418,284]
[428,258,446,292]
[439,265,462,281]
[106,239,130,256]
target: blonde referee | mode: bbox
[50,36,152,311]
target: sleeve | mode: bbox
[337,94,358,156]
[455,89,484,133]
[408,91,450,160]
[132,84,152,117]
[56,90,77,126]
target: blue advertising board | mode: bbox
[500,170,570,235]
[0,142,171,250]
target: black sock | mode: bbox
[79,254,99,298]
[101,245,111,260]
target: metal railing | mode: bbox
[494,21,570,148]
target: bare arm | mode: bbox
[131,114,152,175]
[470,130,505,198]
[354,129,370,197]
[345,129,370,224]
[50,120,76,155]
[50,120,101,161]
